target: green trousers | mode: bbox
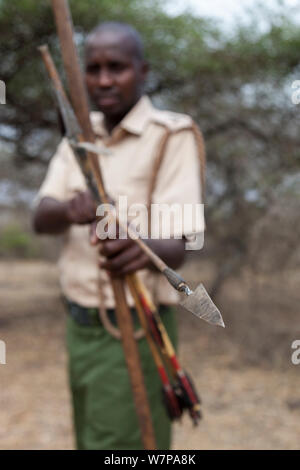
[66,305,177,450]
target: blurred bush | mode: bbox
[0,224,39,258]
[0,0,299,293]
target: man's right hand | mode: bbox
[65,190,97,225]
[33,191,97,235]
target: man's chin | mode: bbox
[96,99,122,116]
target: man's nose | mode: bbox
[97,70,114,88]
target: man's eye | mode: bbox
[109,62,126,72]
[86,65,99,74]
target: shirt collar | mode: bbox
[91,95,154,139]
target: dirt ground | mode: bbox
[0,259,299,450]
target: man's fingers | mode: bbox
[110,254,150,277]
[99,238,132,258]
[80,191,96,220]
[67,190,97,225]
[100,244,140,271]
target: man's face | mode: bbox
[85,32,147,119]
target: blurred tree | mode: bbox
[0,0,299,294]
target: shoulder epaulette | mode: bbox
[151,109,194,133]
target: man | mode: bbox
[33,22,204,450]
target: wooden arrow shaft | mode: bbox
[50,0,156,450]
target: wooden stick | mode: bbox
[50,0,156,450]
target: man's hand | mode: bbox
[65,190,96,225]
[98,238,151,277]
[33,192,97,235]
[90,220,186,277]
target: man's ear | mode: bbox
[140,61,149,81]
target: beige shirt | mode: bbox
[37,96,204,307]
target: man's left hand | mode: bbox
[98,238,150,277]
[90,222,186,277]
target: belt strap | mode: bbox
[64,297,169,328]
[65,298,132,327]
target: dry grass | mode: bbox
[0,260,299,450]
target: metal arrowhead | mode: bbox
[179,283,225,328]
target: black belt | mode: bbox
[64,297,169,327]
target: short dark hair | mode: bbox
[85,21,145,61]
